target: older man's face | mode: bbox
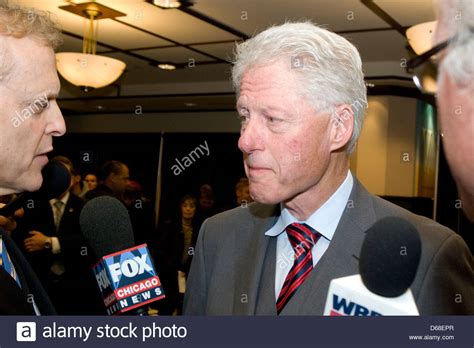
[435,21,474,220]
[0,36,65,195]
[237,60,333,204]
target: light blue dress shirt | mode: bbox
[265,171,354,299]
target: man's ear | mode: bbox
[329,104,354,152]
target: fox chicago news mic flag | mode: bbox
[81,196,165,315]
[93,244,165,315]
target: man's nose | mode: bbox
[46,102,66,136]
[238,118,263,154]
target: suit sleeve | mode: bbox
[183,219,209,315]
[416,233,474,315]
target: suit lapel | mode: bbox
[232,204,279,314]
[255,236,278,315]
[281,179,378,315]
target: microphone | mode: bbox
[80,196,165,315]
[0,160,71,217]
[324,216,421,316]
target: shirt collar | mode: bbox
[265,171,353,241]
[50,191,70,206]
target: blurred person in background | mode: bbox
[84,173,98,190]
[14,156,104,314]
[153,194,199,315]
[235,177,253,206]
[85,160,130,201]
[122,179,155,246]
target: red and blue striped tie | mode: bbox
[276,223,320,314]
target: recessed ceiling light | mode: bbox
[365,82,375,88]
[150,0,182,9]
[157,63,176,70]
[184,102,197,107]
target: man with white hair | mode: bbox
[184,22,473,315]
[434,0,473,221]
[0,0,65,314]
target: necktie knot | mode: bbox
[286,222,319,253]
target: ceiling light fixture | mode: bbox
[158,63,177,70]
[406,21,437,55]
[150,0,181,9]
[56,2,127,91]
[406,21,438,93]
[146,0,194,9]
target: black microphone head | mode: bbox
[359,216,422,298]
[80,196,135,258]
[36,160,71,199]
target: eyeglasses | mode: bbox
[405,39,450,94]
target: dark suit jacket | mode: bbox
[15,193,90,277]
[184,179,474,315]
[0,228,55,315]
[14,193,104,314]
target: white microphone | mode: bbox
[324,217,421,316]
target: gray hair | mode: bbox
[0,0,62,83]
[437,0,474,88]
[232,21,367,153]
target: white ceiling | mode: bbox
[16,0,437,114]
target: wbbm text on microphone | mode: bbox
[16,321,188,343]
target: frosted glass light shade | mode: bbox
[406,21,437,55]
[56,52,126,89]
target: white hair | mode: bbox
[232,21,367,153]
[437,0,474,88]
[0,0,62,84]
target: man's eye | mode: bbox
[238,114,249,123]
[30,99,50,114]
[266,115,280,123]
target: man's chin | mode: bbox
[250,191,280,205]
[20,177,43,193]
[456,183,474,222]
[459,193,474,222]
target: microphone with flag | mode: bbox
[80,196,165,315]
[324,216,421,316]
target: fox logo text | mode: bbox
[109,254,153,283]
[95,267,111,291]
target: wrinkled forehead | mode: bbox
[0,36,59,97]
[0,38,14,84]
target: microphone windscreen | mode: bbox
[36,160,71,199]
[80,196,135,258]
[359,216,421,298]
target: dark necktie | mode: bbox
[52,200,64,231]
[276,222,320,314]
